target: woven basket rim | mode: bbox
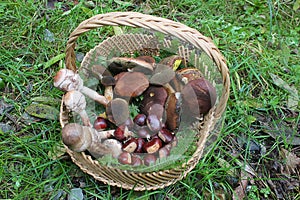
[60,11,230,191]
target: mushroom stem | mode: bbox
[63,90,91,127]
[54,69,109,106]
[80,86,109,105]
[62,123,121,158]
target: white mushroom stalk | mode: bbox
[54,68,109,106]
[62,123,121,159]
[63,90,91,127]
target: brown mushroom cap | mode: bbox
[106,98,130,126]
[108,57,154,75]
[149,64,175,86]
[114,72,149,97]
[177,68,203,84]
[62,123,92,152]
[159,55,185,70]
[181,77,217,115]
[139,86,168,114]
[165,92,182,131]
[136,56,156,65]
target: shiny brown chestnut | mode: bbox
[135,138,146,153]
[133,114,147,126]
[143,137,163,154]
[143,154,157,166]
[93,117,108,130]
[113,125,132,141]
[118,152,132,165]
[131,155,143,166]
[136,126,151,139]
[158,128,174,143]
[181,77,217,115]
[122,138,138,153]
[158,144,171,159]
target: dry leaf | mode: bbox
[232,170,252,200]
[280,148,300,175]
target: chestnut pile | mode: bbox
[55,54,217,167]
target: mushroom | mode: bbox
[165,92,182,131]
[159,55,185,71]
[61,123,119,158]
[181,77,217,115]
[114,71,149,98]
[108,57,154,75]
[54,68,108,105]
[149,64,176,86]
[106,98,130,126]
[139,86,168,120]
[177,68,203,84]
[63,90,91,126]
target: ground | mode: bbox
[0,0,299,199]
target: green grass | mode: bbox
[0,0,299,199]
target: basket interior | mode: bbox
[62,29,224,172]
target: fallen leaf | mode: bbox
[269,73,299,109]
[25,103,59,120]
[280,148,300,175]
[233,170,252,200]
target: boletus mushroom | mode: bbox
[114,72,149,98]
[181,77,217,115]
[108,57,154,75]
[165,92,182,131]
[106,98,130,126]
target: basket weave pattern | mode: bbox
[60,12,230,191]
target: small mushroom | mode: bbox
[114,72,149,98]
[62,123,118,158]
[54,69,109,105]
[63,90,91,126]
[165,92,182,131]
[108,57,154,75]
[177,68,203,84]
[106,98,130,126]
[181,77,216,115]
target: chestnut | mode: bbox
[181,77,217,115]
[133,114,147,126]
[93,117,108,130]
[118,152,132,165]
[136,126,151,139]
[122,138,138,153]
[135,138,146,153]
[114,71,149,97]
[143,137,163,154]
[146,114,162,133]
[113,125,132,141]
[131,155,143,166]
[158,128,174,143]
[158,145,171,159]
[143,154,157,166]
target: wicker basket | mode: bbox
[59,12,230,191]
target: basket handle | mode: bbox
[65,12,230,120]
